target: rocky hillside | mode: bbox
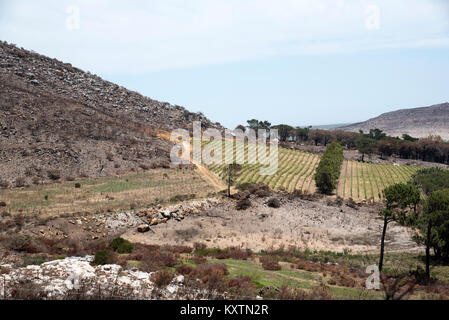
[338,103,449,140]
[0,41,221,186]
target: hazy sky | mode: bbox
[1,0,449,128]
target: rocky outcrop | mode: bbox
[135,198,221,231]
[0,256,185,300]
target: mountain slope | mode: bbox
[0,41,221,186]
[338,103,449,140]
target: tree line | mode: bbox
[237,120,449,165]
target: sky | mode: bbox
[1,0,449,128]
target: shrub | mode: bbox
[260,256,281,271]
[92,250,115,265]
[314,141,344,195]
[151,269,173,288]
[308,283,335,300]
[192,255,207,265]
[106,152,114,161]
[14,176,26,187]
[227,276,255,298]
[32,176,40,185]
[214,247,252,260]
[139,163,149,170]
[236,198,251,210]
[176,264,194,275]
[189,263,229,282]
[151,159,171,169]
[109,237,134,253]
[22,255,46,266]
[128,243,179,272]
[75,183,81,188]
[0,201,6,207]
[3,235,38,253]
[278,286,307,300]
[0,179,9,189]
[47,169,61,181]
[267,198,281,208]
[247,183,271,197]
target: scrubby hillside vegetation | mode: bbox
[0,41,222,186]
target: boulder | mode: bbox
[162,209,171,218]
[137,224,150,233]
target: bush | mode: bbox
[47,170,61,181]
[92,250,115,265]
[190,263,229,280]
[176,264,194,275]
[14,176,26,187]
[32,176,40,185]
[139,163,149,170]
[128,243,179,272]
[151,269,173,288]
[109,237,134,253]
[214,247,252,260]
[314,141,344,195]
[260,256,281,271]
[3,235,39,253]
[0,179,9,189]
[236,198,251,210]
[267,198,281,208]
[75,183,81,188]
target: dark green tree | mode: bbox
[378,183,421,272]
[272,124,293,141]
[314,141,344,195]
[402,134,419,142]
[246,119,260,132]
[411,168,449,196]
[419,190,449,281]
[355,135,377,162]
[368,128,387,141]
[411,168,449,281]
[294,126,311,142]
[224,163,242,197]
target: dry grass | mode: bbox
[0,168,217,216]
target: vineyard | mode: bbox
[336,160,421,201]
[200,139,422,201]
[201,140,320,193]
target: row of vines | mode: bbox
[199,139,421,201]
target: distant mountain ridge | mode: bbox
[338,103,449,140]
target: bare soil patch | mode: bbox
[124,194,421,254]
